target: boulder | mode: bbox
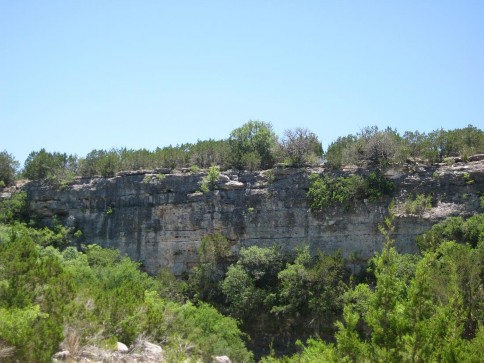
[53,350,71,360]
[221,180,245,190]
[469,154,484,162]
[214,356,232,363]
[143,341,162,355]
[117,341,129,353]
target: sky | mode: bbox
[1,1,483,165]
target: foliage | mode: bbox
[417,213,484,251]
[63,243,252,361]
[324,135,358,169]
[0,150,19,187]
[229,120,277,170]
[161,300,254,362]
[307,171,393,211]
[307,174,364,210]
[0,192,252,363]
[324,124,484,168]
[272,247,348,335]
[260,339,338,363]
[200,165,220,192]
[188,139,230,169]
[188,233,234,304]
[9,124,483,182]
[277,128,323,166]
[0,192,29,224]
[326,212,483,363]
[401,193,433,216]
[0,224,73,362]
[23,148,78,186]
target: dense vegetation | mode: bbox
[325,125,484,168]
[260,210,484,362]
[0,195,253,362]
[0,123,482,187]
[307,171,394,211]
[0,188,483,362]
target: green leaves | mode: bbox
[307,172,393,211]
[229,120,277,170]
[0,150,19,187]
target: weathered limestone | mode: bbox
[24,161,483,275]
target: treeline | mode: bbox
[1,123,482,187]
[326,124,484,168]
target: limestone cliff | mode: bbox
[25,160,483,275]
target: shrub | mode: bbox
[277,128,323,166]
[200,165,220,192]
[402,194,433,216]
[307,172,393,211]
[366,170,394,201]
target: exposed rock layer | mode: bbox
[25,161,483,275]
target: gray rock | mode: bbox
[219,174,231,183]
[23,161,484,277]
[117,341,129,353]
[214,356,232,363]
[143,341,162,354]
[469,154,484,162]
[220,180,245,190]
[53,350,70,360]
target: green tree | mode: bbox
[0,225,73,362]
[0,192,29,224]
[325,134,358,169]
[188,139,230,169]
[0,151,19,187]
[188,233,234,304]
[23,148,77,185]
[229,121,277,170]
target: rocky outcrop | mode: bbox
[24,160,483,275]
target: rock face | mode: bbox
[25,161,483,275]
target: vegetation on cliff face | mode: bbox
[307,171,394,211]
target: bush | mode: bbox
[200,165,220,192]
[417,214,484,251]
[402,194,433,216]
[0,192,29,224]
[0,225,73,362]
[277,128,323,166]
[307,172,393,211]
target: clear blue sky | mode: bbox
[1,1,483,165]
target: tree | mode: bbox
[188,139,230,169]
[0,151,19,187]
[324,135,358,169]
[23,148,77,184]
[278,128,323,166]
[229,121,277,170]
[0,225,73,362]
